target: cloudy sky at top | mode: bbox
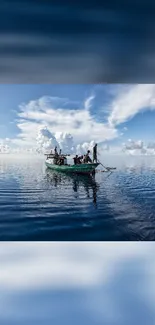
[0,0,155,82]
[0,242,155,325]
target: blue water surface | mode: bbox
[1,155,155,240]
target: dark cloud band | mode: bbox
[0,1,155,82]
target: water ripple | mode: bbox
[1,157,155,240]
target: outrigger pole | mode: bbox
[97,159,116,172]
[44,153,70,159]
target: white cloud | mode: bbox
[147,142,155,149]
[36,127,75,154]
[14,95,118,151]
[35,125,111,155]
[55,132,75,153]
[122,139,155,156]
[108,84,155,126]
[123,139,144,150]
[1,243,155,325]
[3,85,155,155]
[76,140,95,155]
[0,139,10,153]
[36,127,97,155]
[84,93,95,110]
[0,242,152,291]
[15,86,155,153]
[36,126,60,152]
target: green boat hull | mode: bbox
[45,161,99,175]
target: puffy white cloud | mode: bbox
[36,127,76,154]
[1,243,155,325]
[36,126,60,152]
[147,142,155,149]
[55,132,75,154]
[16,95,118,147]
[123,139,144,151]
[122,139,155,156]
[75,141,110,156]
[108,84,155,126]
[4,85,155,156]
[0,242,152,291]
[14,86,155,155]
[36,127,99,155]
[76,140,95,155]
[0,139,10,153]
[4,94,119,155]
[35,125,111,156]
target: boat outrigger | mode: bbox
[45,153,100,175]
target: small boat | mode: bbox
[45,153,100,175]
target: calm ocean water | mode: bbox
[1,155,155,240]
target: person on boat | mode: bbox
[73,155,78,165]
[77,156,82,164]
[59,149,62,155]
[54,146,58,155]
[85,150,92,163]
[79,155,83,164]
[58,157,64,165]
[57,157,61,165]
[54,157,58,165]
[82,155,86,163]
[54,146,59,163]
[93,143,98,163]
[62,156,65,165]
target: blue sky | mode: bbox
[0,84,155,154]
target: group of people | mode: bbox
[50,144,98,166]
[73,144,98,165]
[50,147,65,165]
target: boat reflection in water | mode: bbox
[45,168,100,207]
